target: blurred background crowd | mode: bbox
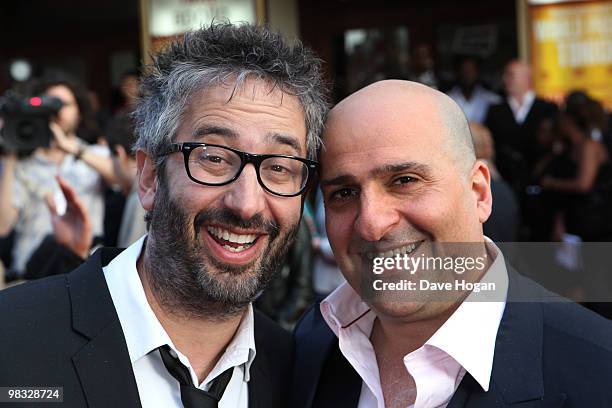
[1,0,611,324]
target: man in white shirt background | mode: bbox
[446,55,500,125]
[0,22,328,408]
[293,80,612,408]
[484,60,557,195]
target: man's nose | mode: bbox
[222,164,267,221]
[353,190,399,242]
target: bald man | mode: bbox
[293,80,612,408]
[484,60,557,196]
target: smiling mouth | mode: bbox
[365,240,424,260]
[206,226,260,253]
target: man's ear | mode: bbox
[470,160,493,224]
[136,149,157,211]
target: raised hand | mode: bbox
[45,176,93,259]
[49,122,79,155]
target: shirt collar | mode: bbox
[507,90,535,122]
[321,237,508,392]
[449,84,487,101]
[425,239,508,391]
[508,90,535,108]
[103,235,257,385]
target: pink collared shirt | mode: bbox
[320,240,508,408]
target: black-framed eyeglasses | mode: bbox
[159,142,318,197]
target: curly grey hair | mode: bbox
[133,22,328,162]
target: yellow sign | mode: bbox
[529,1,612,109]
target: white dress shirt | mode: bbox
[320,239,509,408]
[103,235,256,408]
[447,85,501,124]
[507,90,535,124]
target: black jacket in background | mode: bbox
[485,98,558,193]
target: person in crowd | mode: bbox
[537,103,612,318]
[470,122,519,242]
[565,91,612,157]
[256,215,315,329]
[0,72,117,279]
[0,22,328,407]
[103,70,141,246]
[540,109,612,242]
[293,80,612,408]
[20,175,95,280]
[118,70,140,113]
[408,43,438,89]
[485,60,557,193]
[447,55,501,124]
[87,88,111,134]
[311,187,345,297]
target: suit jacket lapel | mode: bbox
[522,99,543,129]
[247,362,265,408]
[291,303,362,407]
[68,249,142,408]
[249,311,294,408]
[447,268,565,408]
[248,323,272,408]
[292,304,349,408]
[311,337,361,408]
[501,101,519,127]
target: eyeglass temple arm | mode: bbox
[160,143,184,156]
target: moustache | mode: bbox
[194,208,280,239]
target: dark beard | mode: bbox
[144,179,299,321]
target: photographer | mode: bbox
[0,73,118,279]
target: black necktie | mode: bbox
[158,345,235,408]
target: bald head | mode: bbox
[319,79,493,292]
[324,80,476,174]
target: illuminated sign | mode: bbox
[528,1,612,108]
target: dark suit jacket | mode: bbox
[0,248,293,407]
[484,178,520,242]
[292,269,612,407]
[485,98,557,192]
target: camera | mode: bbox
[0,94,63,154]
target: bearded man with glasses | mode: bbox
[0,23,328,408]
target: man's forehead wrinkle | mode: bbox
[370,162,433,178]
[186,119,302,153]
[216,77,291,108]
[190,121,239,138]
[266,133,303,155]
[189,83,305,123]
[320,173,356,187]
[321,161,433,187]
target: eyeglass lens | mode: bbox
[187,145,309,195]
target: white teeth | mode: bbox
[368,242,420,259]
[207,227,257,245]
[223,244,247,252]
